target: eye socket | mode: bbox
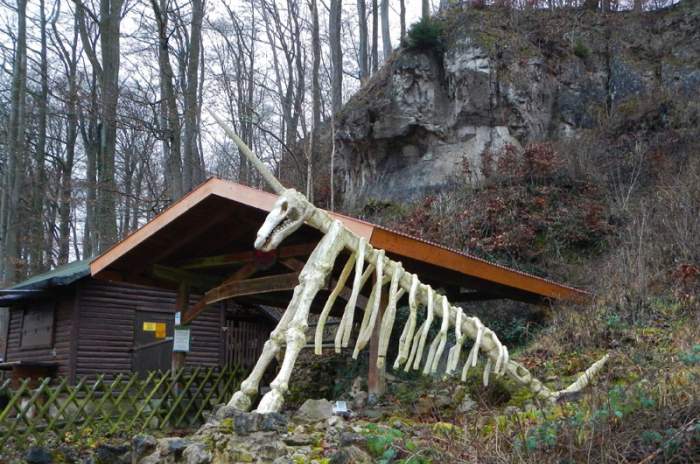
[280,201,288,213]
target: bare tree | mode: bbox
[584,0,599,10]
[25,0,53,272]
[51,2,81,264]
[151,0,183,202]
[371,0,378,73]
[309,0,320,201]
[357,0,368,82]
[330,0,342,112]
[1,0,29,282]
[380,0,391,60]
[75,0,125,252]
[182,0,206,192]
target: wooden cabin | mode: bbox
[0,261,278,384]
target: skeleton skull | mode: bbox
[255,189,311,252]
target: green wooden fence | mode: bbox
[0,366,245,448]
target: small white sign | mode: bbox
[175,311,181,326]
[173,327,190,352]
[333,401,348,414]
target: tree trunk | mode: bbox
[309,0,321,203]
[583,0,599,11]
[399,0,405,41]
[422,0,429,19]
[357,0,368,82]
[371,0,378,73]
[55,15,80,265]
[151,0,183,202]
[29,0,50,273]
[182,0,205,192]
[2,0,28,283]
[80,70,100,259]
[330,0,343,112]
[381,0,391,60]
[634,0,643,13]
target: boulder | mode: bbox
[24,446,52,464]
[182,443,211,464]
[294,399,333,424]
[260,412,288,433]
[282,434,313,446]
[93,443,130,464]
[328,446,373,464]
[232,412,262,435]
[156,438,190,458]
[132,434,157,462]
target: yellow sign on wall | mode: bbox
[143,321,167,339]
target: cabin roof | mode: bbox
[90,178,589,306]
[0,260,90,304]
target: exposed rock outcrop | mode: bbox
[335,2,700,208]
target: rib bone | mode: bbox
[377,262,404,368]
[334,237,371,352]
[315,253,356,354]
[461,317,484,381]
[404,320,425,372]
[445,306,464,375]
[412,286,434,370]
[424,295,449,374]
[353,250,385,358]
[393,274,419,370]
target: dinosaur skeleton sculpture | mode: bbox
[209,112,609,414]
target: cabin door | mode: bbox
[132,311,173,376]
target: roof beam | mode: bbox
[182,271,300,325]
[151,265,220,290]
[206,273,300,304]
[177,243,317,270]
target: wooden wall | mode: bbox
[75,279,224,380]
[4,295,74,378]
[3,278,276,383]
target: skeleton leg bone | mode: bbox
[228,286,296,410]
[255,220,346,413]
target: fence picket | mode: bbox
[0,367,244,450]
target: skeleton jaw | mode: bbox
[255,189,310,251]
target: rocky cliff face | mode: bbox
[335,2,700,209]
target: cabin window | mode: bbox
[20,303,55,349]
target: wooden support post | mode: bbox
[172,283,189,374]
[368,286,388,399]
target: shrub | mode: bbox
[406,18,444,52]
[573,40,591,59]
[391,143,611,270]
